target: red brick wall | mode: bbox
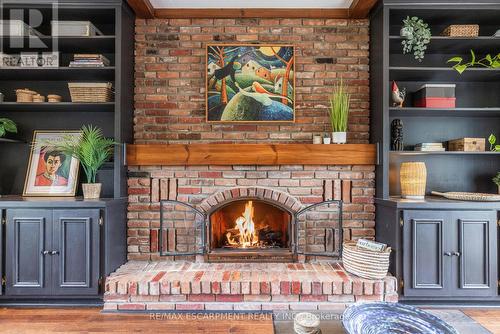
[129,18,373,260]
[134,18,370,143]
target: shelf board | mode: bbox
[1,35,116,53]
[389,107,500,117]
[0,102,115,112]
[389,67,500,82]
[0,67,115,81]
[0,138,25,143]
[389,35,500,54]
[390,151,500,156]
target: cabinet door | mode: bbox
[449,211,497,297]
[403,210,452,297]
[52,209,100,295]
[5,209,52,295]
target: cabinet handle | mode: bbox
[41,250,49,255]
[452,251,461,257]
[444,252,452,256]
[50,250,59,255]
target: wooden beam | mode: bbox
[153,8,350,19]
[126,144,377,166]
[349,0,378,19]
[127,0,154,19]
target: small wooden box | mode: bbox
[448,138,486,152]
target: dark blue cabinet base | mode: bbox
[0,197,126,302]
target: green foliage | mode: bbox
[52,125,115,183]
[401,16,431,62]
[493,172,500,187]
[448,50,500,74]
[328,79,350,132]
[489,134,500,152]
[0,118,17,138]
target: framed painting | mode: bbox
[23,131,80,197]
[206,44,295,123]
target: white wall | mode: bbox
[150,0,353,9]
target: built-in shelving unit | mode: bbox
[371,0,500,197]
[0,0,134,198]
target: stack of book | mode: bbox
[414,143,445,151]
[69,54,110,67]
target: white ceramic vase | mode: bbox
[332,132,347,144]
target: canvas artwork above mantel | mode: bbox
[206,44,295,123]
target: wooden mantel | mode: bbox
[126,144,377,166]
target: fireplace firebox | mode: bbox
[159,188,342,262]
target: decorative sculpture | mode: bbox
[391,119,404,151]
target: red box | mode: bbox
[414,97,456,108]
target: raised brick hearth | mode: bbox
[104,261,398,311]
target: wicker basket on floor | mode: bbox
[68,82,113,102]
[342,241,391,280]
[441,25,479,37]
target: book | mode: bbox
[356,239,387,252]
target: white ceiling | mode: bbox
[150,0,353,9]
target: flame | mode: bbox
[226,201,259,248]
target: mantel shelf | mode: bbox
[126,144,377,166]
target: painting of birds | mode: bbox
[391,81,406,108]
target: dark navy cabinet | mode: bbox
[0,198,126,301]
[376,198,499,302]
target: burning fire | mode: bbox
[226,201,259,248]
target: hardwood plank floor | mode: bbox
[464,309,500,334]
[0,308,275,334]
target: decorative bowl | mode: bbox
[342,302,458,334]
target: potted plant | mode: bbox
[55,125,115,199]
[328,79,350,144]
[0,118,17,138]
[494,172,500,194]
[400,16,431,62]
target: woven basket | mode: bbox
[432,191,500,202]
[68,82,113,102]
[441,25,479,37]
[400,162,427,199]
[16,89,37,102]
[33,94,45,103]
[342,242,391,280]
[47,94,62,103]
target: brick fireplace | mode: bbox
[102,16,396,312]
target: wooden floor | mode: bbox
[464,309,500,334]
[0,308,275,334]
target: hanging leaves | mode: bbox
[401,16,432,62]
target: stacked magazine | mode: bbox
[69,54,110,67]
[414,143,445,151]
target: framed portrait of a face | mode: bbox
[23,131,80,197]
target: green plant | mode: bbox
[328,79,350,132]
[52,125,115,183]
[488,134,500,152]
[0,118,17,138]
[401,16,431,62]
[493,172,500,187]
[448,50,500,74]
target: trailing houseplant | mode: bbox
[493,172,500,194]
[0,118,17,138]
[51,125,115,199]
[400,16,431,62]
[448,50,500,74]
[328,79,350,144]
[488,134,500,152]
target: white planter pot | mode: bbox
[332,132,347,144]
[82,183,102,200]
[323,137,331,144]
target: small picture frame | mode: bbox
[23,130,80,197]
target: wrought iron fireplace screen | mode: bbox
[159,199,343,259]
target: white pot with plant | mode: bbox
[493,172,500,194]
[328,79,350,144]
[55,125,115,200]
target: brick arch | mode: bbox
[198,187,304,214]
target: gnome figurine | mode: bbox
[391,81,406,108]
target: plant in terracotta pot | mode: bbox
[0,118,17,138]
[328,79,350,144]
[493,172,500,194]
[55,125,115,199]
